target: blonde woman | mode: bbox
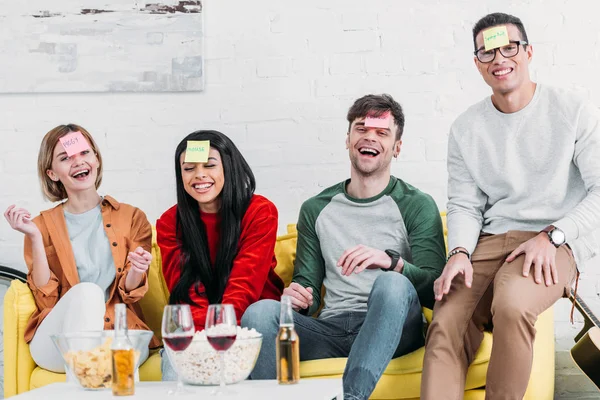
[3,124,159,372]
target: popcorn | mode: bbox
[165,326,262,385]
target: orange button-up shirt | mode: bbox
[23,195,160,348]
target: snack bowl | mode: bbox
[51,330,153,390]
[163,327,262,385]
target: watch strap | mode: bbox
[541,225,555,234]
[383,249,400,271]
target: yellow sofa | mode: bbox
[4,221,555,399]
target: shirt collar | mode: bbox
[101,195,121,210]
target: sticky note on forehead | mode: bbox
[59,131,90,157]
[364,111,391,129]
[185,140,210,163]
[483,25,509,51]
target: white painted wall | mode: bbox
[1,0,599,397]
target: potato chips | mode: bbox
[63,338,113,389]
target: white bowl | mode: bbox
[164,334,262,385]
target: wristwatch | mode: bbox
[542,225,566,248]
[383,249,400,272]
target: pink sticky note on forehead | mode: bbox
[364,111,391,129]
[59,131,90,157]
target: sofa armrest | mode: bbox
[4,280,37,397]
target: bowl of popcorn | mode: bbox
[51,330,153,390]
[163,326,262,385]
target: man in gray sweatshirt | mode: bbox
[243,94,446,400]
[421,12,600,400]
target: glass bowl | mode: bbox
[163,334,262,385]
[51,330,153,390]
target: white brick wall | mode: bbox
[1,1,599,397]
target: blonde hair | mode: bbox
[38,124,103,202]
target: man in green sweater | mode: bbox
[243,94,446,400]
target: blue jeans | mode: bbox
[241,273,424,400]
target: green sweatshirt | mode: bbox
[292,176,446,316]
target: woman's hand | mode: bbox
[6,205,50,287]
[124,247,152,292]
[4,205,40,238]
[127,247,152,274]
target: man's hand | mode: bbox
[283,283,314,311]
[506,233,558,286]
[433,251,472,301]
[337,244,403,276]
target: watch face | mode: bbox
[551,229,566,245]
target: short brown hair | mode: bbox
[38,124,103,202]
[347,94,405,140]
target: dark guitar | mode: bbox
[569,291,600,390]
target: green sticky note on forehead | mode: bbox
[483,25,509,51]
[185,140,210,163]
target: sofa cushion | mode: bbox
[299,331,491,399]
[29,368,65,391]
[138,351,162,381]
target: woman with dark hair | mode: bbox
[157,130,284,379]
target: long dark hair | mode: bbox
[169,130,256,306]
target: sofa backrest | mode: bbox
[273,224,298,287]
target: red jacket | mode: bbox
[156,195,284,330]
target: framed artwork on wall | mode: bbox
[0,0,204,93]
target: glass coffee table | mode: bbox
[10,380,343,399]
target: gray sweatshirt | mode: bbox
[447,84,600,270]
[292,177,446,314]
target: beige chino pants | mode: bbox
[421,231,577,400]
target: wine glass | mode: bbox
[162,304,195,395]
[205,304,237,395]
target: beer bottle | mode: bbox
[111,303,135,396]
[276,295,300,384]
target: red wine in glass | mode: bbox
[164,335,194,352]
[161,304,195,395]
[205,304,237,394]
[207,334,237,352]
